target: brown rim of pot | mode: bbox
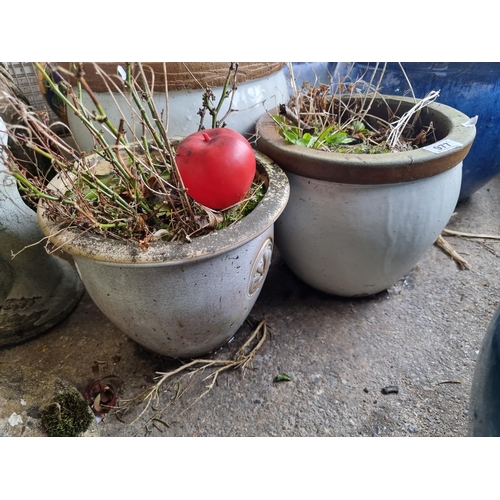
[36,151,290,266]
[256,95,477,185]
[48,62,286,93]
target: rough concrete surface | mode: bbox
[1,175,500,437]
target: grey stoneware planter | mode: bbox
[0,118,84,348]
[37,151,289,359]
[256,96,476,297]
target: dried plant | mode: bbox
[273,62,440,153]
[115,317,268,432]
[0,62,265,247]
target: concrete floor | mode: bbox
[1,174,500,437]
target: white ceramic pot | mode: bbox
[37,151,289,358]
[275,167,461,296]
[256,96,476,297]
[43,63,290,152]
[0,117,83,347]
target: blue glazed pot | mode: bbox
[284,62,338,89]
[469,303,500,436]
[335,63,500,202]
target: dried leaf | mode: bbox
[174,381,182,400]
[100,386,114,405]
[139,239,149,251]
[206,208,224,228]
[93,393,102,414]
[84,378,120,418]
[151,229,170,241]
[194,208,224,231]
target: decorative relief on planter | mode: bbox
[248,238,273,297]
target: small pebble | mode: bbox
[381,385,399,395]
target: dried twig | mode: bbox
[435,234,471,270]
[117,317,268,425]
[442,228,500,240]
[279,63,440,154]
[1,62,263,246]
[387,90,440,149]
[278,104,314,134]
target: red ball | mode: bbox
[175,128,256,210]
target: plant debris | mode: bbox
[0,62,266,245]
[274,64,440,154]
[84,376,121,419]
[435,234,471,270]
[273,373,292,383]
[442,228,500,240]
[115,317,269,429]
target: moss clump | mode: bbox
[42,390,93,437]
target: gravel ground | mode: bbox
[1,175,499,437]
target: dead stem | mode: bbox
[442,228,500,240]
[282,64,440,154]
[116,317,268,426]
[435,234,471,270]
[2,62,262,246]
[279,104,314,133]
[9,234,50,258]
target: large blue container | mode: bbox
[334,63,500,202]
[469,303,500,436]
[284,62,337,89]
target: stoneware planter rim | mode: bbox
[257,95,476,185]
[37,150,290,266]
